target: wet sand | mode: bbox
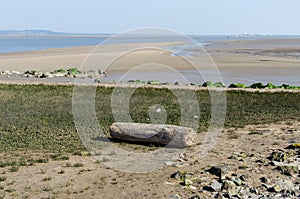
[0,39,299,85]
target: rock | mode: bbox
[184,179,193,186]
[98,69,107,75]
[24,74,33,78]
[249,187,259,194]
[170,171,194,181]
[269,184,282,193]
[231,177,243,186]
[24,70,41,77]
[11,71,21,74]
[213,193,225,198]
[2,70,11,75]
[273,180,295,193]
[227,188,239,198]
[189,185,197,190]
[261,183,270,190]
[269,151,286,162]
[165,182,175,185]
[164,161,188,168]
[109,122,197,148]
[276,165,298,176]
[189,195,202,199]
[170,171,184,180]
[147,80,161,85]
[207,165,230,181]
[39,72,51,78]
[238,165,249,169]
[222,180,236,190]
[286,143,300,149]
[210,180,222,192]
[236,152,249,158]
[239,173,250,182]
[260,177,270,183]
[170,194,181,199]
[52,73,66,77]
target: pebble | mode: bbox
[184,179,193,186]
[211,180,222,192]
[170,194,181,199]
[223,180,236,190]
[231,177,243,186]
[260,177,270,183]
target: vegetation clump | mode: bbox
[229,83,246,88]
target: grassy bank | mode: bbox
[0,84,299,154]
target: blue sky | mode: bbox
[1,0,300,35]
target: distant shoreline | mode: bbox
[0,39,299,86]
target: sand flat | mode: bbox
[0,39,299,85]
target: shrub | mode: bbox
[67,68,80,76]
[52,69,67,74]
[249,82,265,89]
[202,81,214,87]
[213,82,226,88]
[147,80,161,85]
[229,83,246,88]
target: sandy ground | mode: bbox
[0,120,299,198]
[0,39,299,85]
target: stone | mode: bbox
[269,151,286,162]
[170,194,181,199]
[222,180,236,190]
[276,165,298,176]
[39,72,51,78]
[207,165,230,181]
[211,180,222,192]
[189,185,197,190]
[165,161,189,168]
[239,173,250,182]
[11,71,21,74]
[109,122,197,148]
[184,179,193,186]
[189,195,201,199]
[287,143,300,149]
[270,184,282,193]
[249,187,259,194]
[260,177,270,183]
[213,193,225,198]
[170,171,184,180]
[231,177,243,186]
[274,180,295,193]
[227,188,239,198]
[3,70,11,75]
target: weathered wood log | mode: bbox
[109,122,196,148]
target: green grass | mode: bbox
[0,84,299,154]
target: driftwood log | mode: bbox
[109,122,196,148]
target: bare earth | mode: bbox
[0,121,299,198]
